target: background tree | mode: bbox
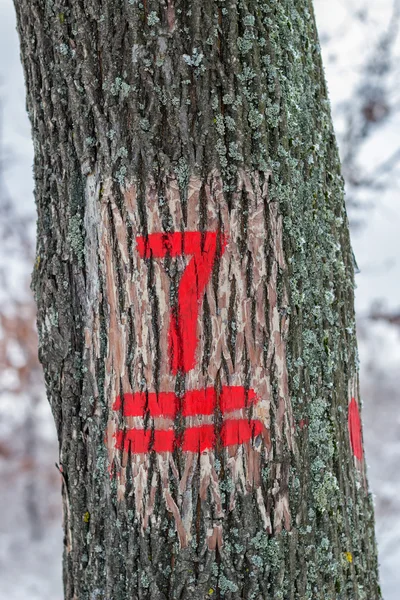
[13,1,381,599]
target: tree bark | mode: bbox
[14,1,381,598]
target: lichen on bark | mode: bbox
[14,0,381,598]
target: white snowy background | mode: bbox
[0,0,399,598]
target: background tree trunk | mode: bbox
[14,0,381,598]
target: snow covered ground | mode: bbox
[0,418,62,600]
[0,1,399,599]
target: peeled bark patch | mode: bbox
[99,169,294,546]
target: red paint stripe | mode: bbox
[112,395,122,412]
[153,429,175,453]
[112,387,265,455]
[136,231,227,374]
[114,386,260,418]
[348,397,363,460]
[114,392,178,418]
[137,232,204,258]
[118,392,146,416]
[182,388,217,416]
[114,419,264,454]
[148,392,178,418]
[124,429,152,453]
[114,430,125,451]
[221,419,263,446]
[219,386,258,413]
[171,233,226,373]
[116,429,176,454]
[182,425,215,453]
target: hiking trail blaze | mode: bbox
[103,169,296,547]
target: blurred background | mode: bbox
[0,0,399,598]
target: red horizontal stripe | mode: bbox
[136,232,226,259]
[182,425,215,453]
[119,392,146,416]
[114,430,125,451]
[112,396,122,412]
[115,429,175,454]
[114,392,178,418]
[148,393,178,418]
[221,419,263,446]
[113,419,264,455]
[153,429,176,453]
[182,388,216,416]
[219,386,258,413]
[113,386,260,419]
[136,232,202,258]
[124,429,152,453]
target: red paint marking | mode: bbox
[136,232,227,373]
[182,388,216,416]
[221,419,263,446]
[115,429,175,453]
[114,418,264,455]
[182,425,216,453]
[114,430,125,450]
[115,386,260,419]
[112,387,265,455]
[124,429,152,453]
[348,397,363,460]
[112,396,122,412]
[108,228,273,465]
[153,429,176,453]
[148,392,178,418]
[114,391,178,419]
[219,386,258,413]
[113,392,145,416]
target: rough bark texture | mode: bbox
[14,0,381,599]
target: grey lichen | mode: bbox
[67,214,84,266]
[147,11,159,26]
[182,48,206,77]
[108,77,131,99]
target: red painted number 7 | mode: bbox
[136,232,227,374]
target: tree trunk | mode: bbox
[14,1,381,598]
